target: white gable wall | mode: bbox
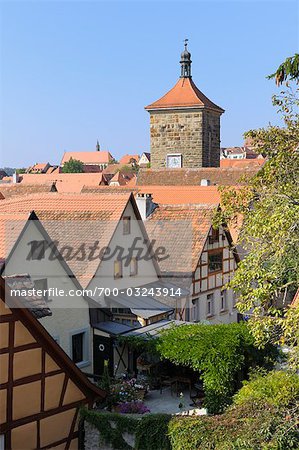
[3,220,93,372]
[87,201,159,298]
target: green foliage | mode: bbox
[16,168,26,174]
[81,408,136,450]
[81,409,171,450]
[98,359,111,392]
[61,157,84,173]
[156,323,277,413]
[168,370,299,449]
[216,59,299,365]
[168,400,299,450]
[135,414,171,450]
[117,334,158,355]
[233,369,299,408]
[268,53,299,85]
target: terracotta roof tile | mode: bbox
[0,193,131,287]
[145,78,224,112]
[137,168,259,186]
[0,183,56,199]
[61,151,113,165]
[146,204,216,274]
[119,154,140,165]
[220,159,265,168]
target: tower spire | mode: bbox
[180,39,192,78]
[96,140,100,151]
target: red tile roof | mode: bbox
[119,154,140,165]
[145,77,224,112]
[220,159,265,168]
[19,173,107,193]
[138,185,220,205]
[0,183,56,198]
[146,204,216,274]
[61,151,113,165]
[109,171,128,186]
[137,168,259,186]
[0,193,132,287]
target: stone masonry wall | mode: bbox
[149,108,221,169]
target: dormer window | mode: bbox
[209,228,219,244]
[123,216,131,235]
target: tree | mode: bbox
[61,157,84,173]
[156,323,277,413]
[215,57,299,365]
[268,53,299,85]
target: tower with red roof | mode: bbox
[145,41,224,169]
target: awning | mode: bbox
[122,319,188,338]
[93,321,136,336]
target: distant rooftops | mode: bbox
[61,151,113,166]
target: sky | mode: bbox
[0,0,298,168]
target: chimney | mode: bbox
[200,179,211,186]
[136,193,157,220]
[13,172,19,184]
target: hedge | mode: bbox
[81,408,171,450]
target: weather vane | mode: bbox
[184,38,189,49]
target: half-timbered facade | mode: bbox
[146,204,239,323]
[0,276,104,450]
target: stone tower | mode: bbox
[145,41,224,169]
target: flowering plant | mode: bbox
[110,378,148,404]
[118,401,150,414]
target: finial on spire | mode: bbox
[96,140,100,151]
[180,39,192,78]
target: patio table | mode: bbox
[170,376,192,398]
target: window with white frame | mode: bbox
[207,293,214,317]
[71,329,89,367]
[114,259,123,279]
[220,290,227,311]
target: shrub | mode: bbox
[233,369,299,407]
[135,414,171,450]
[168,400,299,450]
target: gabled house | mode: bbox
[0,276,104,450]
[145,203,239,323]
[61,151,114,170]
[139,152,151,167]
[0,193,186,376]
[26,162,51,174]
[119,154,140,166]
[0,210,98,374]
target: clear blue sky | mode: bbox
[0,0,298,168]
